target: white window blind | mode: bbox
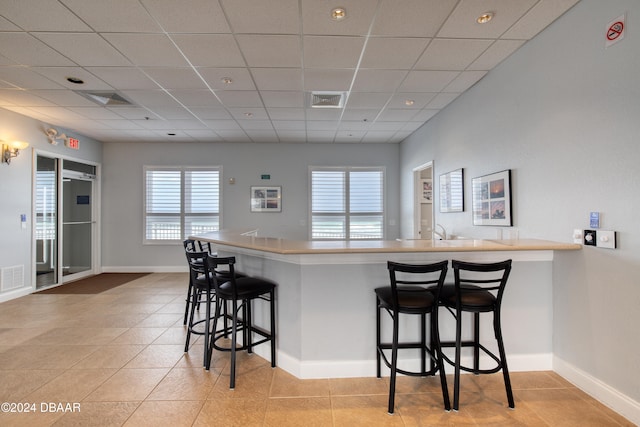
[311,168,384,240]
[144,167,220,242]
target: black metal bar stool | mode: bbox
[205,255,276,389]
[375,260,450,414]
[438,259,514,410]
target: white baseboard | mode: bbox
[554,356,640,425]
[0,287,33,303]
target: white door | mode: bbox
[413,162,434,239]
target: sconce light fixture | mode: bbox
[2,140,30,165]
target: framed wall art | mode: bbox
[471,170,512,226]
[419,179,433,203]
[250,186,282,212]
[439,168,464,213]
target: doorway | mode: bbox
[413,162,434,239]
[35,155,99,289]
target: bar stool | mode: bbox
[438,259,514,410]
[375,260,450,414]
[184,250,217,366]
[205,255,276,389]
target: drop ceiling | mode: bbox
[0,0,580,144]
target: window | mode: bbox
[310,167,384,240]
[144,166,220,242]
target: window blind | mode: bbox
[144,167,220,242]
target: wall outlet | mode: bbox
[584,230,597,246]
[596,230,616,249]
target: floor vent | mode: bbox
[310,91,346,108]
[1,265,24,292]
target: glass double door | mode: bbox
[35,156,97,289]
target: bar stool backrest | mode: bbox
[204,255,239,298]
[451,259,512,307]
[387,260,449,309]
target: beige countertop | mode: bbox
[191,230,581,255]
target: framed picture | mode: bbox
[439,168,464,213]
[471,170,512,226]
[419,179,433,203]
[251,186,282,212]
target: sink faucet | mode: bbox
[434,224,447,240]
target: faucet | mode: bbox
[433,223,447,240]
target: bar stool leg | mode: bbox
[473,312,480,373]
[376,296,382,378]
[388,311,399,414]
[453,307,462,411]
[495,311,515,408]
[230,299,239,389]
[270,289,276,367]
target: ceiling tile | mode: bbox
[341,109,380,122]
[372,0,458,37]
[503,0,580,39]
[344,92,391,109]
[120,90,181,107]
[215,90,264,108]
[0,67,63,90]
[236,35,302,68]
[305,108,341,121]
[0,33,75,66]
[172,34,245,67]
[0,0,92,31]
[272,121,306,131]
[251,68,303,91]
[377,110,419,122]
[140,0,231,33]
[301,0,379,36]
[203,120,242,130]
[387,93,437,109]
[437,0,538,39]
[275,130,307,142]
[198,68,256,91]
[67,107,124,120]
[303,69,354,92]
[351,69,408,92]
[142,68,207,90]
[29,90,99,107]
[102,34,189,67]
[0,89,56,106]
[237,120,274,131]
[59,0,162,32]
[227,107,269,120]
[303,36,365,69]
[411,109,440,122]
[188,108,232,120]
[85,67,161,90]
[33,33,131,67]
[166,89,222,107]
[0,16,22,31]
[426,93,460,110]
[398,70,459,92]
[415,39,494,70]
[220,0,299,34]
[266,108,305,121]
[260,91,304,108]
[360,38,429,69]
[31,67,113,90]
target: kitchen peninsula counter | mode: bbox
[190,230,580,379]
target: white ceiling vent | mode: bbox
[310,91,346,108]
[75,91,134,107]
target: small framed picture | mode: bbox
[250,186,282,212]
[420,179,433,203]
[471,170,512,226]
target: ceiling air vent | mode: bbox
[74,91,134,107]
[310,91,346,108]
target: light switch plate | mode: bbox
[596,230,616,249]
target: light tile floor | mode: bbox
[0,273,634,426]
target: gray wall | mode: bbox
[400,0,639,409]
[0,108,102,295]
[102,141,400,269]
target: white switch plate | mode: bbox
[573,229,583,244]
[596,230,616,249]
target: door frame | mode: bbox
[32,150,101,289]
[412,161,433,239]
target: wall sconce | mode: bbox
[1,140,30,165]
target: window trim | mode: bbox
[143,165,222,244]
[309,166,386,241]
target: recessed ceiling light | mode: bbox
[244,112,253,117]
[221,77,233,84]
[405,99,415,106]
[66,76,84,84]
[477,12,494,24]
[331,7,346,21]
